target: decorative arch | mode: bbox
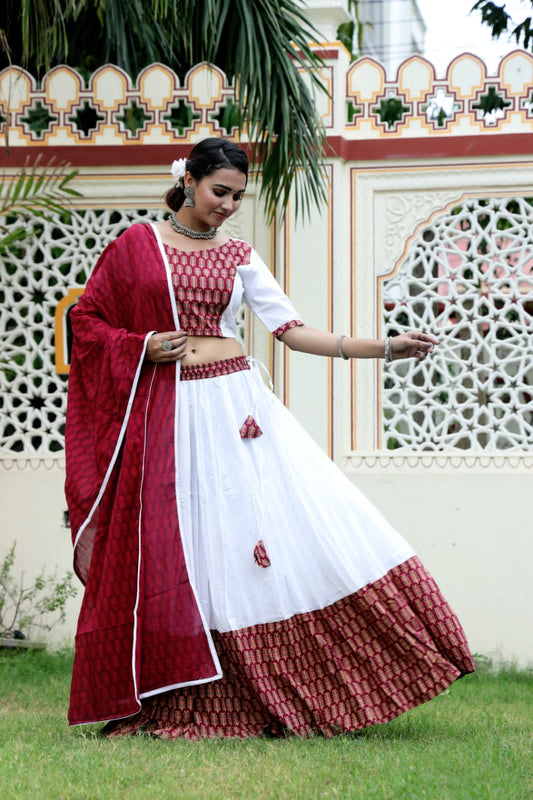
[380,196,533,451]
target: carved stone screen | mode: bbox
[0,208,246,455]
[382,197,533,451]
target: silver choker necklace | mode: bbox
[169,213,218,240]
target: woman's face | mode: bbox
[185,167,247,230]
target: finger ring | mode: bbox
[161,341,173,351]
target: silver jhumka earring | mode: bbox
[183,186,195,207]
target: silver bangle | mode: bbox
[384,336,393,363]
[338,335,349,360]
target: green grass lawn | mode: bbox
[0,649,531,800]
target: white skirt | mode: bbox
[176,357,415,633]
[102,355,474,739]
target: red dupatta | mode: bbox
[65,223,220,725]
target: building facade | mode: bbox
[303,0,426,74]
[1,40,532,662]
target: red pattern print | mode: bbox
[66,224,221,725]
[239,415,263,438]
[102,556,475,739]
[253,540,271,568]
[272,319,304,339]
[166,240,251,335]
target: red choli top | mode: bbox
[164,240,303,339]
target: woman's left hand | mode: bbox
[391,331,439,361]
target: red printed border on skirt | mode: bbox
[102,556,474,740]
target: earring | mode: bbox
[183,186,195,207]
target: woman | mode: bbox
[65,137,474,739]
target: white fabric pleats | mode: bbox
[176,362,415,633]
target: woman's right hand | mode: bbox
[146,331,188,363]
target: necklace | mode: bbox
[169,213,218,240]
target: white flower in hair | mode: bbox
[171,158,187,187]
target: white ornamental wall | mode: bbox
[347,161,532,667]
[279,156,533,667]
[2,50,533,663]
[0,173,266,645]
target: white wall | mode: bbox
[346,459,532,666]
[2,51,532,667]
[1,461,81,645]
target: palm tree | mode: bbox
[471,1,533,50]
[1,0,332,220]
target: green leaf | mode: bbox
[0,228,27,255]
[10,173,26,204]
[0,156,80,253]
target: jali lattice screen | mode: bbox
[382,196,533,450]
[0,209,245,455]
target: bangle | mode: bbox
[337,335,349,360]
[384,336,393,363]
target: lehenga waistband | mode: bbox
[180,355,251,381]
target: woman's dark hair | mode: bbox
[166,137,249,212]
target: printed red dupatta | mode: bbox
[65,224,220,725]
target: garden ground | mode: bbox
[0,649,531,800]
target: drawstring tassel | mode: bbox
[254,540,271,568]
[240,415,263,439]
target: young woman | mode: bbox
[65,137,474,739]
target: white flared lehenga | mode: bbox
[66,223,473,737]
[103,356,474,739]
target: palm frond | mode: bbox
[0,155,80,254]
[16,0,72,72]
[3,0,330,221]
[95,0,172,78]
[181,0,330,221]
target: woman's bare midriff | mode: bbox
[181,335,244,366]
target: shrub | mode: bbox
[0,542,77,641]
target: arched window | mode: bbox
[382,197,533,451]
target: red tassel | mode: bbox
[239,415,263,438]
[254,540,271,568]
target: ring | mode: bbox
[161,341,173,352]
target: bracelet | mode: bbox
[337,335,349,360]
[384,336,393,363]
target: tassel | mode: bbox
[254,540,271,568]
[239,415,263,438]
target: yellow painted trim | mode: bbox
[326,164,333,459]
[310,40,352,59]
[54,287,84,374]
[351,166,358,451]
[284,202,291,409]
[269,216,276,377]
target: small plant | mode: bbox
[0,542,78,642]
